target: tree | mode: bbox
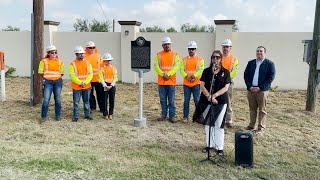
[166,27,177,33]
[139,25,165,32]
[180,23,214,32]
[73,18,111,32]
[232,20,240,32]
[2,25,20,31]
[89,19,111,32]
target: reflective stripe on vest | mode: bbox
[72,61,89,80]
[92,55,101,75]
[43,59,62,79]
[101,65,115,83]
[158,52,176,72]
[230,56,235,72]
[184,56,200,75]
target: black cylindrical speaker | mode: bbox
[235,131,253,167]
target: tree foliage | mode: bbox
[73,18,111,32]
[232,20,240,32]
[166,27,178,33]
[2,25,20,31]
[140,25,165,32]
[180,23,214,32]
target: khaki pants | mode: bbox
[247,90,269,130]
[225,82,233,123]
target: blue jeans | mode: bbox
[73,88,91,119]
[183,85,200,118]
[158,85,176,119]
[41,78,62,118]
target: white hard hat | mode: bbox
[46,45,57,52]
[102,53,114,61]
[187,41,197,49]
[161,36,172,44]
[74,46,85,53]
[221,39,232,46]
[85,41,95,47]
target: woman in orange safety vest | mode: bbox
[38,45,65,122]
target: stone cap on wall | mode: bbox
[118,21,142,26]
[214,20,236,25]
[44,20,60,26]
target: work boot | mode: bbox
[104,116,109,120]
[169,118,176,123]
[85,116,93,120]
[72,118,78,122]
[108,115,113,120]
[157,117,166,121]
[225,122,233,128]
[41,117,47,123]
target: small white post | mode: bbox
[0,51,5,102]
[1,70,4,101]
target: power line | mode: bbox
[96,0,108,21]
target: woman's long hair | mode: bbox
[209,50,223,70]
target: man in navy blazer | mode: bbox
[244,46,275,132]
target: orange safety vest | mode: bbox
[182,56,201,87]
[71,60,91,90]
[42,58,63,80]
[157,51,177,85]
[101,64,116,83]
[222,54,235,72]
[86,53,101,82]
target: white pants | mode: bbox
[204,104,227,150]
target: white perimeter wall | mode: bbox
[0,30,313,90]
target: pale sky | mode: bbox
[0,0,317,32]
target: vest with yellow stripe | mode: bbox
[41,58,63,80]
[157,51,177,85]
[71,60,91,90]
[182,55,202,87]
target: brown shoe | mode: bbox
[225,123,233,128]
[181,118,189,123]
[157,117,166,121]
[104,116,109,120]
[108,115,113,120]
[245,126,254,130]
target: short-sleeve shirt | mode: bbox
[200,67,231,104]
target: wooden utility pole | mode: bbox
[32,0,44,105]
[306,0,320,112]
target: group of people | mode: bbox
[38,37,276,156]
[154,36,275,156]
[38,41,118,122]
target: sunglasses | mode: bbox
[88,47,95,49]
[256,50,264,52]
[222,46,231,48]
[212,56,221,59]
[50,51,57,54]
[188,48,196,51]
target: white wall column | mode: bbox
[118,21,142,83]
[44,20,60,51]
[214,20,235,50]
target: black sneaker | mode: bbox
[217,150,224,156]
[85,116,93,120]
[72,118,78,122]
[55,117,61,121]
[202,147,216,153]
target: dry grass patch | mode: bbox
[0,77,319,179]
